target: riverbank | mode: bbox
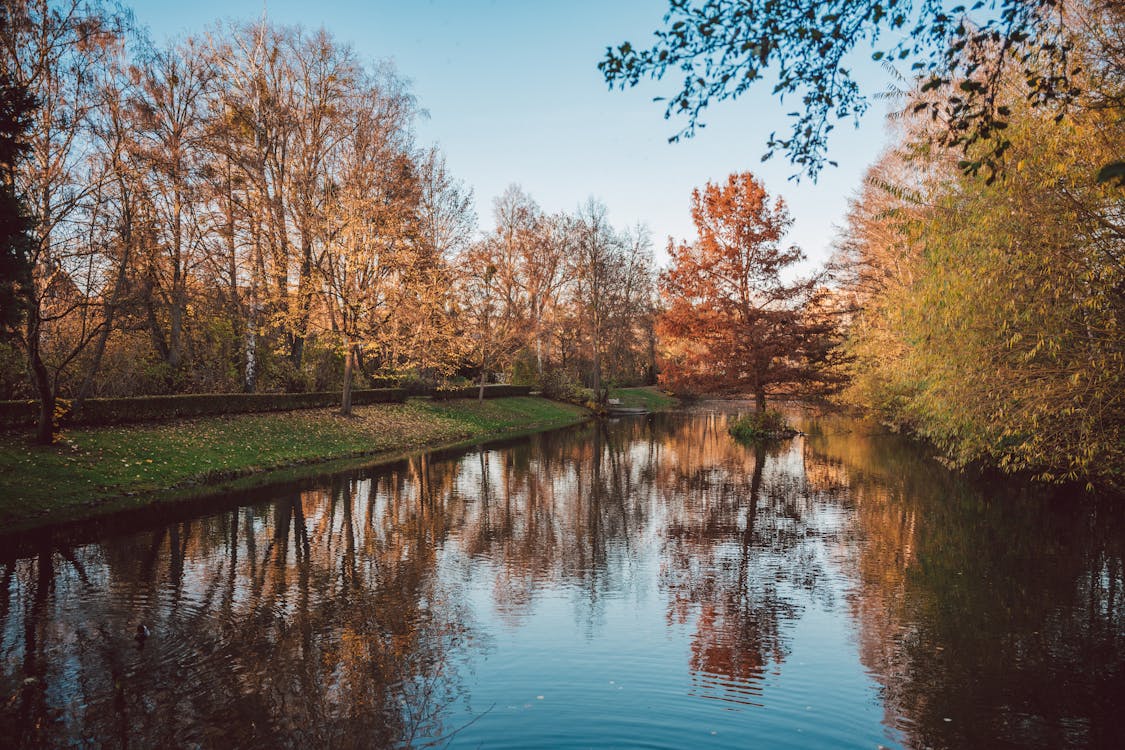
[607,386,679,411]
[0,396,590,534]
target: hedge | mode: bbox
[432,385,533,400]
[0,388,406,429]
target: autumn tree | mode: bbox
[71,44,150,406]
[457,239,509,402]
[402,147,476,385]
[524,211,574,378]
[829,1,1125,487]
[603,223,657,386]
[321,77,419,414]
[570,198,621,402]
[130,38,215,375]
[658,172,836,411]
[535,200,658,397]
[206,22,308,390]
[0,6,664,413]
[835,42,1124,487]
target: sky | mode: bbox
[127,0,896,268]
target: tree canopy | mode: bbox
[834,29,1123,488]
[658,172,841,410]
[600,0,1097,181]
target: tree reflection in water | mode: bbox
[0,456,477,749]
[655,411,842,706]
[1,410,1122,749]
[802,413,1125,749]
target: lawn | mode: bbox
[608,386,679,411]
[0,396,588,531]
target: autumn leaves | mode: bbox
[657,173,843,412]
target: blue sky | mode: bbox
[128,0,895,267]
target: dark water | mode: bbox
[2,408,1122,749]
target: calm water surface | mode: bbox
[2,408,1122,748]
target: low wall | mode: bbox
[0,388,407,429]
[0,385,537,429]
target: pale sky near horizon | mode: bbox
[127,0,896,268]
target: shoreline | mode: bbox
[1,396,591,539]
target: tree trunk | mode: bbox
[290,232,314,370]
[243,324,257,393]
[340,340,355,415]
[75,247,130,409]
[479,292,491,403]
[592,338,603,404]
[169,277,184,370]
[535,327,543,379]
[27,317,55,444]
[755,388,767,414]
[142,273,171,364]
[591,301,604,403]
[169,188,185,370]
[478,352,487,403]
[646,317,657,386]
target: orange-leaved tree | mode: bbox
[658,172,840,411]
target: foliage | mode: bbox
[0,0,134,442]
[455,190,657,402]
[658,171,844,410]
[835,25,1124,488]
[538,367,589,404]
[601,0,1096,181]
[728,410,795,441]
[430,384,532,400]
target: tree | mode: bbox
[0,56,34,332]
[836,69,1124,488]
[1,5,669,409]
[603,223,657,385]
[131,38,215,374]
[523,211,573,378]
[2,0,129,442]
[600,0,1108,181]
[658,172,835,411]
[321,79,419,415]
[458,241,508,402]
[571,198,621,403]
[404,147,475,385]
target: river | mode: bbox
[2,406,1122,748]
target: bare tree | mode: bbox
[1,0,130,441]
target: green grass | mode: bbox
[0,396,588,531]
[608,386,679,411]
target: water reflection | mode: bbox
[804,414,1125,748]
[1,463,477,749]
[1,410,1122,748]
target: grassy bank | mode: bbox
[0,396,588,532]
[608,386,679,411]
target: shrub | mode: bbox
[508,353,539,386]
[431,385,532,400]
[728,410,797,441]
[539,369,590,406]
